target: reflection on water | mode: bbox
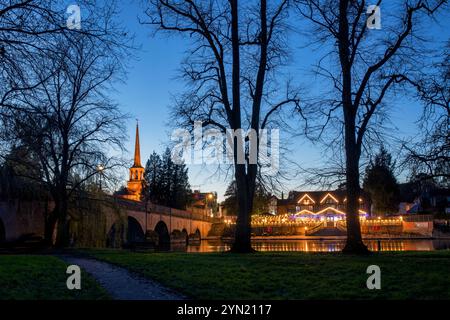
[184,239,450,253]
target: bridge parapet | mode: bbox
[113,196,214,222]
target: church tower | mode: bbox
[125,122,145,201]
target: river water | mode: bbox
[183,239,450,253]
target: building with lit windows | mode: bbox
[249,190,372,236]
[249,190,435,237]
[275,190,370,221]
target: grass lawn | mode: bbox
[0,255,109,300]
[85,250,450,300]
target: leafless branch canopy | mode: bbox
[295,0,448,186]
[144,0,303,192]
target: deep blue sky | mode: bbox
[111,1,449,201]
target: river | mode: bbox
[181,239,450,253]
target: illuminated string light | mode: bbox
[343,197,363,202]
[297,194,316,204]
[316,206,346,215]
[295,209,316,215]
[320,193,339,204]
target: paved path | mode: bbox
[60,255,185,300]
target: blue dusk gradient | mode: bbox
[110,1,449,201]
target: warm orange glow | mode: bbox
[297,194,315,204]
[316,206,346,215]
[295,207,367,216]
[320,193,339,204]
[296,209,316,215]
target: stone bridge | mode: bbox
[0,198,214,247]
[109,198,213,246]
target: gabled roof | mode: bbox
[279,190,368,206]
[291,190,347,204]
[297,193,316,204]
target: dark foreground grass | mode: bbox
[0,255,109,300]
[86,250,450,300]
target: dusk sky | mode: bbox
[111,0,449,201]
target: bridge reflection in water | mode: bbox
[183,239,450,253]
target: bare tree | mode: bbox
[295,0,447,253]
[0,0,128,117]
[402,42,449,184]
[0,1,132,246]
[144,0,301,252]
[0,0,65,94]
[7,29,128,246]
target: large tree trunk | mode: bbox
[53,195,70,248]
[342,114,369,254]
[229,0,268,254]
[338,0,368,254]
[229,0,253,253]
[44,213,58,245]
[231,165,255,253]
[55,201,69,248]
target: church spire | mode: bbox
[123,121,145,201]
[133,121,142,167]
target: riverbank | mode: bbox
[206,234,450,241]
[2,250,450,299]
[194,238,450,252]
[83,250,450,299]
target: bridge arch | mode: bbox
[155,220,170,248]
[127,217,145,243]
[0,218,5,242]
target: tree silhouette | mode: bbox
[402,42,449,185]
[363,147,400,215]
[295,0,447,253]
[143,148,191,209]
[143,0,300,252]
[3,18,130,246]
[223,180,271,216]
